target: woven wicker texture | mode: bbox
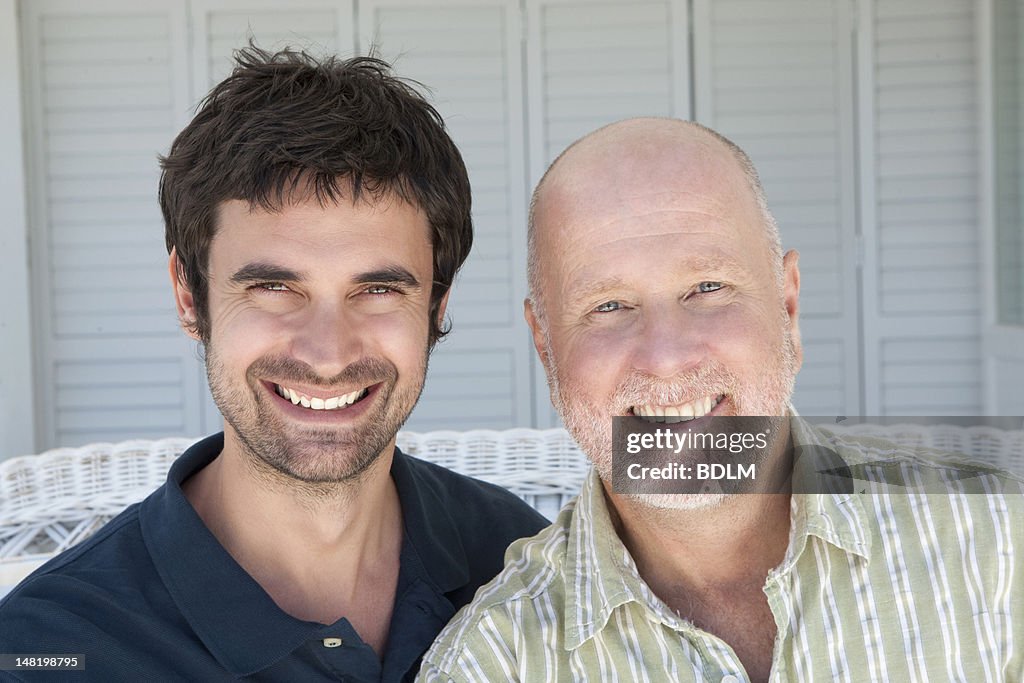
[3,425,1022,567]
[0,430,588,561]
[823,422,1024,474]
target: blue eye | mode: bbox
[593,301,623,313]
[697,282,723,293]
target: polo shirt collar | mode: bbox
[139,433,467,677]
[389,447,470,595]
[562,414,875,650]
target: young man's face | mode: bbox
[173,193,440,483]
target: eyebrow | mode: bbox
[353,266,422,289]
[230,262,304,284]
[566,254,744,302]
[566,276,630,303]
[228,263,422,290]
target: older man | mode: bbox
[0,47,546,682]
[419,118,1024,682]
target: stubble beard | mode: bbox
[547,319,799,512]
[205,343,428,486]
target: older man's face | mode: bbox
[527,132,802,500]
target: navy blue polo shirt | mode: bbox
[0,434,547,681]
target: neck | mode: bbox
[608,486,791,596]
[182,429,403,627]
[605,426,795,606]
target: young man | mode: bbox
[0,47,546,682]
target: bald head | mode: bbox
[527,118,782,323]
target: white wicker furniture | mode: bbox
[821,421,1024,474]
[3,423,1022,596]
[0,429,589,563]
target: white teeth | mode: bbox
[275,384,368,411]
[632,395,721,423]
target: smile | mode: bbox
[631,394,724,423]
[273,384,370,411]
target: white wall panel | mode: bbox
[527,0,689,170]
[0,0,34,459]
[994,0,1022,325]
[191,0,354,90]
[867,0,983,414]
[694,0,860,417]
[21,0,196,447]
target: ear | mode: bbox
[524,298,550,371]
[782,249,803,369]
[435,289,451,331]
[169,248,201,341]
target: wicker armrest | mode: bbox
[0,431,590,561]
[0,438,202,558]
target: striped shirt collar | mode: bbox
[562,416,874,650]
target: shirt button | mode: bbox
[323,637,343,648]
[721,676,740,683]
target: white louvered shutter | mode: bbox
[526,0,691,426]
[21,0,197,446]
[693,0,860,417]
[864,0,982,414]
[360,0,532,429]
[190,0,354,90]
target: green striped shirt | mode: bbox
[419,421,1024,682]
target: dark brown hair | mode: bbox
[160,44,472,344]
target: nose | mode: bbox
[630,302,706,379]
[288,299,364,379]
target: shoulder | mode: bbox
[420,504,575,678]
[813,428,1024,578]
[398,451,549,535]
[0,504,158,649]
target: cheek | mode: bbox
[703,306,788,371]
[551,327,626,398]
[208,299,288,349]
[358,309,431,366]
